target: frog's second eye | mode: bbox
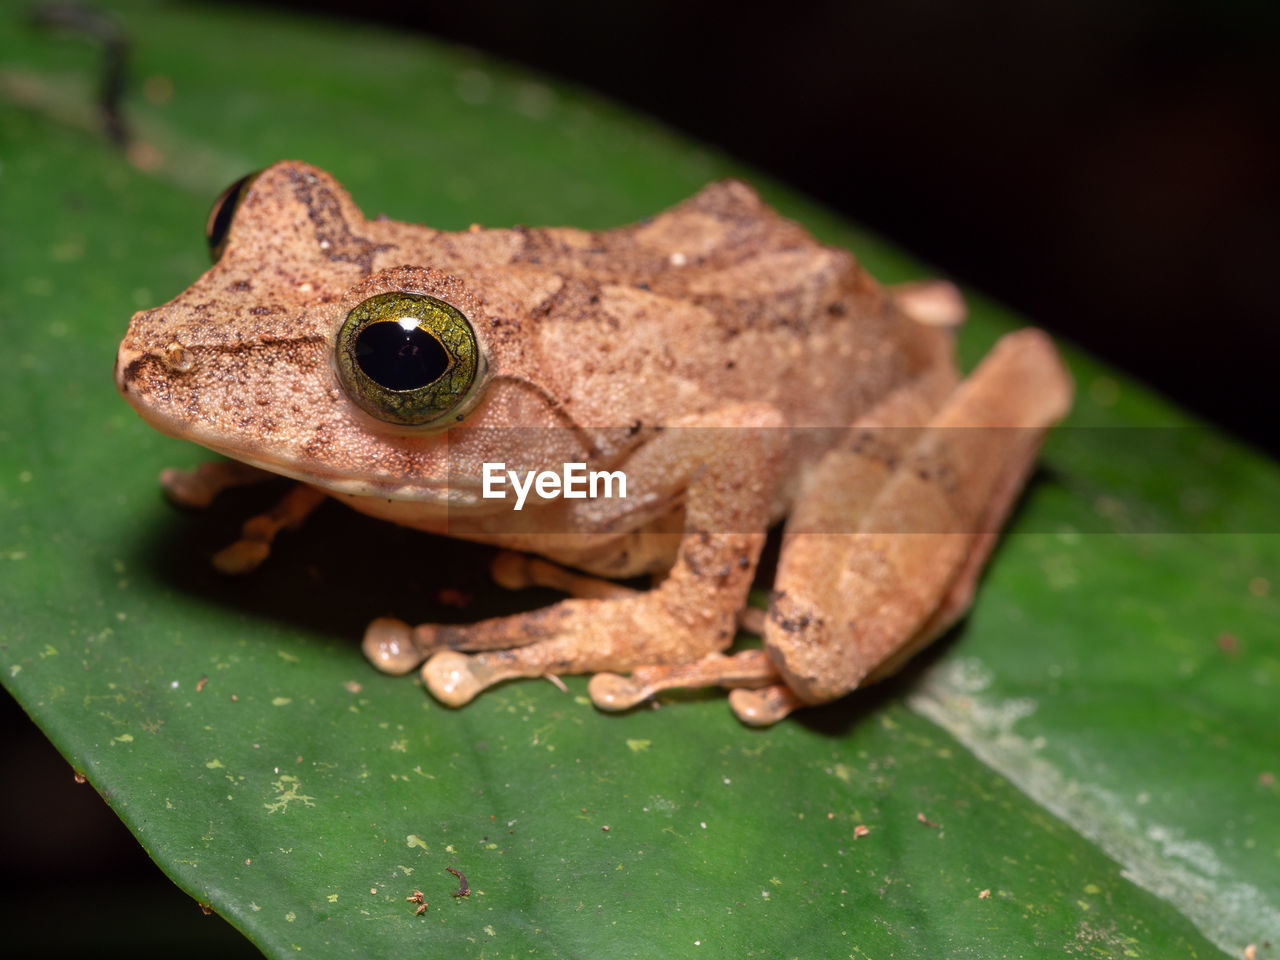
[205,171,260,263]
[336,292,480,427]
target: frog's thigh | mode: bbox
[377,404,788,705]
[744,328,1072,724]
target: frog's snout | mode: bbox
[113,337,165,414]
[115,315,198,398]
[114,335,195,442]
[113,341,137,397]
[114,341,152,399]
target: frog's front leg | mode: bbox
[362,404,787,704]
[486,551,766,630]
[210,483,327,574]
[160,460,327,574]
[161,459,275,508]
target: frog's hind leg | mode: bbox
[582,361,950,716]
[729,529,1003,725]
[588,329,1070,724]
[739,328,1072,725]
[586,521,1002,725]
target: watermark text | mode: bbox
[482,462,627,511]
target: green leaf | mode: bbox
[2,3,1276,958]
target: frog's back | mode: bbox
[116,160,959,513]
[436,180,957,430]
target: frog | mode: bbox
[114,161,1072,725]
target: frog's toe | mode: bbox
[422,650,534,706]
[363,617,431,675]
[489,551,534,590]
[212,539,271,575]
[728,684,806,726]
[587,672,649,711]
[160,466,219,508]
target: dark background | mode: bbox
[306,0,1280,455]
[4,0,1277,955]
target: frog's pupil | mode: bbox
[355,320,451,391]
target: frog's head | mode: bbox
[115,161,591,508]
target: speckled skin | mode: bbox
[115,161,1072,723]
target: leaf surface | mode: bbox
[2,3,1276,957]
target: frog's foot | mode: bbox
[401,525,766,705]
[210,483,326,574]
[362,597,576,676]
[723,532,1007,726]
[365,554,770,684]
[418,542,761,706]
[161,459,275,508]
[361,617,435,675]
[578,532,1001,725]
[727,685,809,726]
[581,534,997,724]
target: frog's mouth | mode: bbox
[236,459,496,509]
[115,345,501,510]
[120,408,497,511]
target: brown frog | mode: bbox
[115,161,1072,725]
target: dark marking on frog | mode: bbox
[768,590,818,634]
[288,169,395,275]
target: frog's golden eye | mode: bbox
[336,292,481,427]
[205,171,260,263]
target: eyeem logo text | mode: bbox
[482,462,628,511]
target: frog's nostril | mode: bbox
[162,341,194,373]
